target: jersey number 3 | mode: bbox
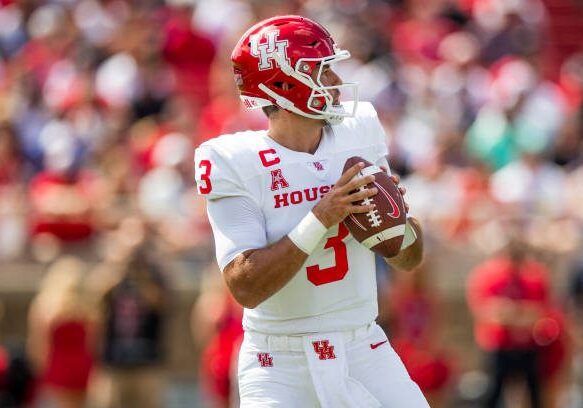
[198,160,212,194]
[306,224,349,286]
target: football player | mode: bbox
[195,15,428,407]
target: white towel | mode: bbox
[302,332,381,408]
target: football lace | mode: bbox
[366,208,382,227]
[357,184,383,228]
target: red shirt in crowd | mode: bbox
[199,292,243,405]
[42,320,94,391]
[390,286,453,392]
[28,170,101,241]
[162,9,216,107]
[466,256,550,351]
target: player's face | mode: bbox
[313,64,342,105]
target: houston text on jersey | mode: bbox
[273,184,334,208]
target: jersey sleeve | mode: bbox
[207,194,267,271]
[194,144,252,201]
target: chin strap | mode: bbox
[258,83,345,125]
[324,105,347,125]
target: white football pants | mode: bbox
[237,322,429,407]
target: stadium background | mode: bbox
[0,0,582,406]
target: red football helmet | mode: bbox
[231,15,358,125]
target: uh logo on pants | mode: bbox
[256,339,336,368]
[312,340,336,360]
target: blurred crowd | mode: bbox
[0,0,582,407]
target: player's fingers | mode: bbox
[347,187,378,202]
[380,165,388,173]
[399,186,406,196]
[343,174,374,193]
[390,174,400,185]
[404,201,410,213]
[336,162,365,186]
[349,203,376,214]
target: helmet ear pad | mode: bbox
[309,95,327,109]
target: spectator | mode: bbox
[0,122,23,186]
[0,300,35,408]
[466,235,552,408]
[191,268,243,408]
[0,342,34,408]
[28,129,110,249]
[0,122,27,260]
[90,245,169,408]
[27,255,96,408]
[137,131,205,253]
[489,151,566,218]
[385,261,455,407]
[162,3,216,115]
[566,257,583,406]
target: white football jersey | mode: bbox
[194,102,389,335]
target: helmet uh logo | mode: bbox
[250,31,290,71]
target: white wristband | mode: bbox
[400,217,418,250]
[288,211,328,254]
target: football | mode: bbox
[342,156,407,258]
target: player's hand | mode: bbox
[380,166,409,214]
[312,162,377,228]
